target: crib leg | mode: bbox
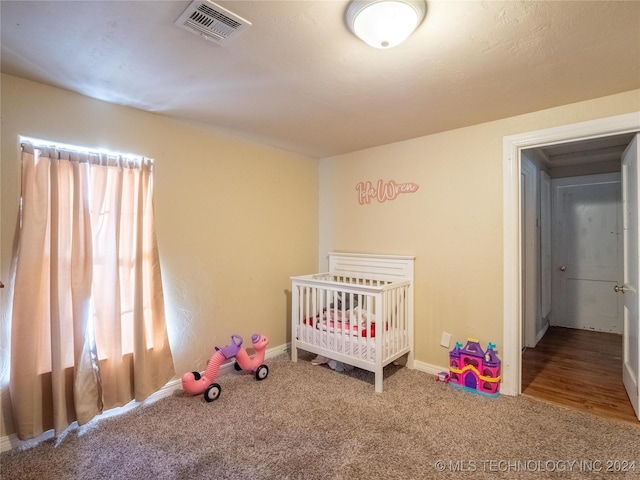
[291,344,298,362]
[375,369,383,393]
[406,350,415,370]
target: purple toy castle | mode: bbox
[449,338,501,397]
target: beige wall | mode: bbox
[0,74,319,437]
[319,89,640,371]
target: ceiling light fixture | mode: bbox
[346,0,427,49]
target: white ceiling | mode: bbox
[1,0,639,158]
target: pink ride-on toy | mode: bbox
[181,334,269,402]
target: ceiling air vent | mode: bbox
[174,0,251,46]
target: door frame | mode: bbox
[502,112,640,396]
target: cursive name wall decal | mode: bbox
[356,180,420,205]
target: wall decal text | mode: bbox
[356,179,420,205]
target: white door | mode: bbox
[621,134,640,420]
[551,173,623,333]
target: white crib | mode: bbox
[290,253,415,392]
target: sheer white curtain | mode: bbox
[10,142,175,441]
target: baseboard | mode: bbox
[1,342,291,452]
[266,342,290,359]
[413,359,447,377]
[1,433,21,453]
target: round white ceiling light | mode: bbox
[346,0,427,49]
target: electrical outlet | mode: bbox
[440,332,451,348]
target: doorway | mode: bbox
[501,113,640,418]
[518,140,634,421]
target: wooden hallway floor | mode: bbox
[522,326,639,425]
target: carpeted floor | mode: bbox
[2,352,639,479]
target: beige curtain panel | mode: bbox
[10,142,175,441]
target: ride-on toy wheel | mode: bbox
[255,364,269,381]
[234,362,242,371]
[204,383,221,402]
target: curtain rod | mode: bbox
[19,135,151,163]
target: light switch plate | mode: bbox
[441,332,451,348]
